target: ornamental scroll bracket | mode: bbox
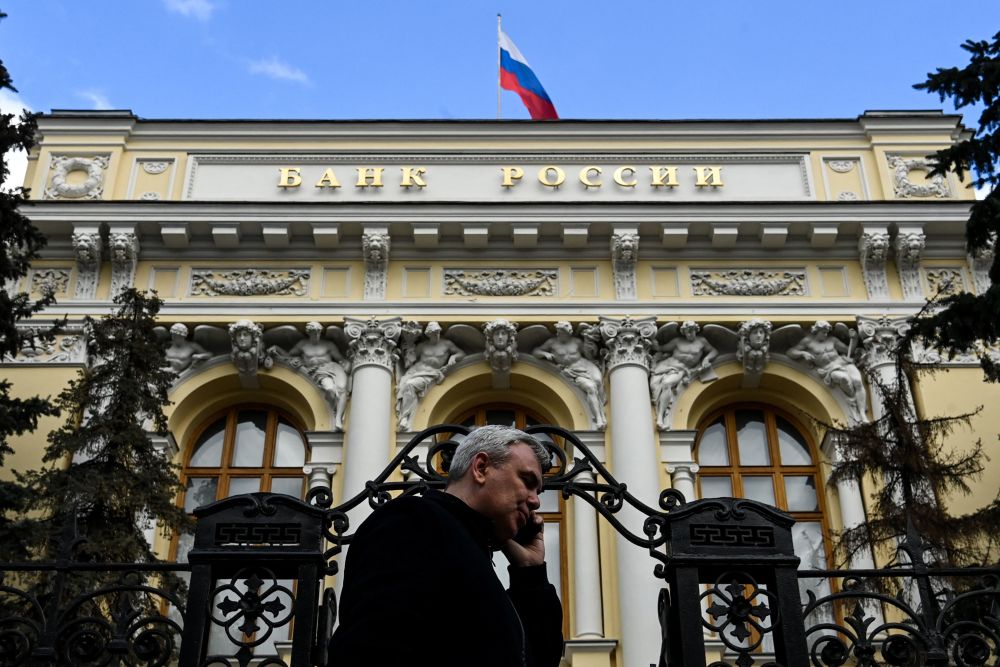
[362,231,390,301]
[894,229,926,302]
[72,230,100,300]
[859,230,890,300]
[611,231,638,300]
[109,232,139,297]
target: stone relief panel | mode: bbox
[45,155,110,199]
[190,268,310,297]
[887,154,950,199]
[1,328,88,364]
[443,269,557,297]
[28,268,71,298]
[689,269,807,296]
[968,239,995,295]
[923,267,967,298]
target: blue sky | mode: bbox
[1,1,996,123]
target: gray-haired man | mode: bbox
[329,425,564,667]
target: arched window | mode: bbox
[695,405,831,571]
[174,406,309,656]
[450,404,569,636]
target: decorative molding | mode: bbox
[483,319,519,388]
[611,231,638,300]
[894,231,926,301]
[857,314,911,368]
[72,231,100,300]
[858,231,890,300]
[968,239,995,295]
[443,269,557,297]
[737,318,772,388]
[837,191,859,201]
[141,161,170,175]
[597,315,656,372]
[109,232,139,296]
[827,160,856,173]
[190,268,310,297]
[690,269,806,297]
[140,191,160,201]
[229,320,264,387]
[923,267,966,298]
[344,316,401,372]
[45,155,109,199]
[29,268,70,297]
[887,154,950,199]
[362,231,390,301]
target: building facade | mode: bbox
[5,111,999,666]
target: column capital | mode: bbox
[597,315,656,372]
[345,316,401,372]
[665,462,699,475]
[857,314,910,368]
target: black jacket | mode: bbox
[328,489,564,667]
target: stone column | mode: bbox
[341,317,401,509]
[572,468,604,639]
[821,431,875,570]
[660,430,699,503]
[304,430,344,495]
[597,316,660,667]
[857,315,913,421]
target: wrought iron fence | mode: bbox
[0,424,996,666]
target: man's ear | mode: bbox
[470,451,492,484]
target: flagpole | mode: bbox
[497,13,502,120]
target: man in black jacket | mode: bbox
[328,425,564,667]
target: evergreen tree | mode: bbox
[825,340,1000,572]
[19,289,191,572]
[0,10,62,560]
[909,31,1000,380]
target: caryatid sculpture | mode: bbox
[395,322,466,431]
[532,321,607,430]
[650,321,719,430]
[787,320,867,424]
[267,321,351,431]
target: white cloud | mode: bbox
[77,90,113,110]
[1,89,32,192]
[164,0,217,21]
[247,57,311,85]
[975,183,990,200]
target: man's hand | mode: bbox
[502,513,545,567]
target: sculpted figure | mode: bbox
[396,322,466,430]
[787,321,866,423]
[650,321,719,430]
[532,321,606,430]
[229,320,263,376]
[483,319,518,374]
[269,322,350,431]
[737,319,772,375]
[164,323,212,374]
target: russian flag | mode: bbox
[499,30,558,120]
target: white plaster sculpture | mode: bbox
[266,322,351,431]
[163,323,213,374]
[532,321,606,430]
[650,321,719,431]
[229,320,264,386]
[395,321,466,430]
[787,320,866,424]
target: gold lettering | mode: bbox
[579,166,602,188]
[649,166,679,188]
[538,166,566,188]
[694,166,724,187]
[613,166,638,188]
[314,168,341,189]
[501,166,525,188]
[355,167,385,188]
[400,167,428,188]
[277,167,302,188]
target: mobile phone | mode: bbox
[513,515,543,545]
